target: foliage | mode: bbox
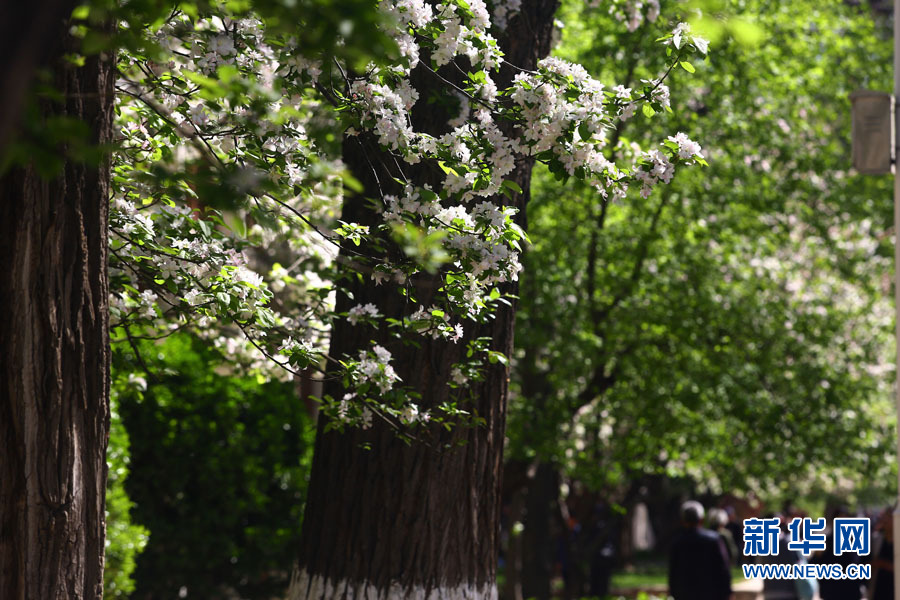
[112,333,315,599]
[509,0,896,505]
[0,0,398,175]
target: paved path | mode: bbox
[732,577,763,599]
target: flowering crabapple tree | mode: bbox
[7,0,705,598]
[285,3,700,599]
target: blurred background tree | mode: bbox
[504,0,897,597]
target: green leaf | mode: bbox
[578,122,592,141]
[487,351,508,366]
[680,61,696,73]
[256,307,276,328]
[197,219,212,238]
[502,179,523,195]
[223,212,248,239]
[438,161,459,177]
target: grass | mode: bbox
[611,565,746,590]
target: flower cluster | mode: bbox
[352,345,402,394]
[347,303,381,325]
[491,0,523,29]
[408,305,466,342]
[668,22,709,55]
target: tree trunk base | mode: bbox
[288,568,499,600]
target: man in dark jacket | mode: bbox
[814,507,863,600]
[669,500,733,600]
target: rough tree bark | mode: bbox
[289,2,559,598]
[0,18,115,600]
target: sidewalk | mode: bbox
[732,577,764,600]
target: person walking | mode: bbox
[760,514,800,600]
[870,509,894,600]
[709,508,739,566]
[668,501,733,600]
[814,507,863,600]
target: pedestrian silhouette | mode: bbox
[709,507,739,566]
[869,509,894,600]
[760,514,800,600]
[668,500,732,600]
[813,507,863,600]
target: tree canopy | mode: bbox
[510,0,895,505]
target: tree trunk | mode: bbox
[290,2,558,598]
[502,488,526,600]
[520,463,560,600]
[0,19,115,600]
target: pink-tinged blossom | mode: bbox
[667,132,704,160]
[348,303,381,324]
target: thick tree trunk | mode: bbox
[290,2,558,598]
[0,20,115,600]
[291,294,515,599]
